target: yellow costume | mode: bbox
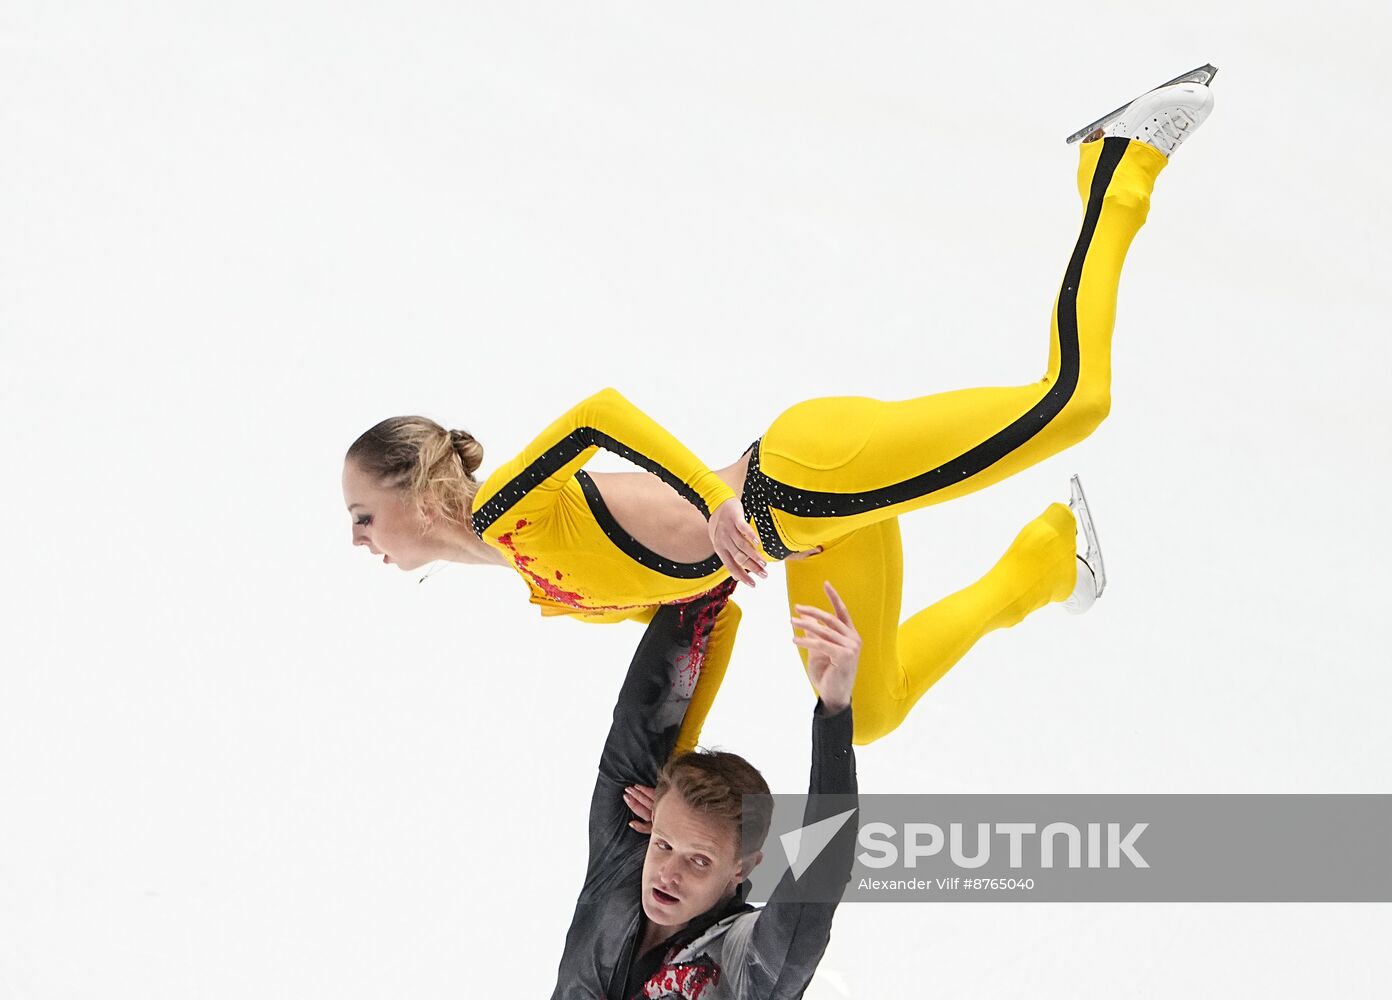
[471,137,1166,746]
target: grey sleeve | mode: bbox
[579,583,736,896]
[737,701,859,998]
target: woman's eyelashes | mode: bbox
[355,514,373,527]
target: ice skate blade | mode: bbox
[1067,473,1105,598]
[1065,63,1219,144]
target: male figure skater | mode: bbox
[550,578,861,998]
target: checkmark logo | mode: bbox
[779,809,857,880]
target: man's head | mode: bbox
[640,750,773,932]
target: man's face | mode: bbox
[640,792,758,931]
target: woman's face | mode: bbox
[341,459,437,572]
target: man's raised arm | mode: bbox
[579,579,738,894]
[729,580,861,998]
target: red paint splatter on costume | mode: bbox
[495,518,595,608]
[673,579,738,687]
[491,519,736,631]
[642,954,721,998]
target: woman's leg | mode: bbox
[786,505,1077,745]
[672,596,741,756]
[753,138,1167,554]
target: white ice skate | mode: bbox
[1063,473,1105,615]
[1065,63,1218,156]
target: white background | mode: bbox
[3,1,1390,996]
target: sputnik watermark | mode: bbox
[781,808,858,880]
[744,795,1392,902]
[855,821,1148,869]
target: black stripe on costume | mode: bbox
[741,439,796,560]
[747,137,1129,521]
[470,428,712,536]
[575,471,724,579]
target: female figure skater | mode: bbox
[342,66,1218,749]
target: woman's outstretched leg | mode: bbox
[748,138,1168,555]
[785,505,1077,745]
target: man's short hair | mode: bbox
[655,749,773,858]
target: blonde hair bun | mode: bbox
[448,429,484,480]
[346,416,483,526]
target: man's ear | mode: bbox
[737,850,764,880]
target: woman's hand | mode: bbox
[709,498,768,587]
[623,784,657,834]
[790,580,860,714]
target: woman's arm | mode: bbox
[471,387,736,535]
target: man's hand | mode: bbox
[709,498,768,587]
[623,784,657,834]
[790,580,860,714]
